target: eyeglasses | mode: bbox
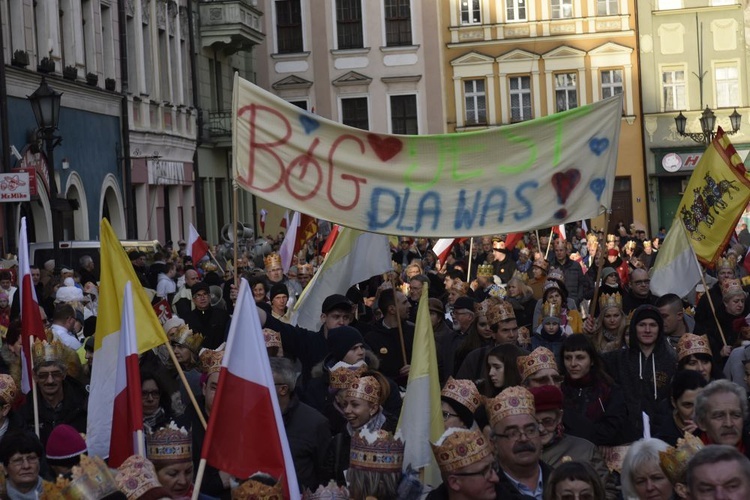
[142,390,160,400]
[451,462,498,480]
[538,416,559,428]
[37,370,63,380]
[193,292,210,299]
[8,454,39,468]
[633,279,651,286]
[442,410,460,420]
[492,423,542,441]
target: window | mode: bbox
[550,0,573,18]
[390,95,418,134]
[555,73,577,112]
[597,0,618,15]
[662,68,686,111]
[336,0,363,49]
[385,0,412,46]
[341,97,369,130]
[507,0,527,22]
[715,64,739,108]
[276,0,303,53]
[601,69,624,98]
[289,100,308,110]
[509,76,532,122]
[464,79,487,125]
[461,0,482,25]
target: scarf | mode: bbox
[347,409,386,436]
[6,477,43,500]
[143,407,166,431]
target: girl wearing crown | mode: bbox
[584,292,627,353]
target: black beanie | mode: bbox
[628,304,663,348]
[269,283,289,301]
[327,326,365,362]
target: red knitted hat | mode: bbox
[530,385,564,412]
[46,424,87,460]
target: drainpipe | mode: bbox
[117,0,135,239]
[187,0,205,235]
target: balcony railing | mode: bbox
[199,0,265,52]
[208,111,232,137]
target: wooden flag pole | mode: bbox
[164,341,208,429]
[391,276,408,367]
[206,250,225,275]
[136,429,145,457]
[589,210,612,318]
[466,238,474,283]
[192,459,208,500]
[233,183,239,287]
[30,336,40,438]
[544,230,554,260]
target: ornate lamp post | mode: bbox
[674,106,741,145]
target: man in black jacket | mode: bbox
[185,281,229,349]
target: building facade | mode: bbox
[441,0,648,233]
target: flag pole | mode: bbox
[544,229,553,260]
[164,342,208,429]
[206,250,225,275]
[136,429,145,457]
[589,210,612,318]
[390,275,408,367]
[535,230,541,255]
[233,182,239,286]
[466,238,474,283]
[192,459,207,500]
[30,335,40,438]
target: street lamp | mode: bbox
[674,106,742,145]
[27,77,65,269]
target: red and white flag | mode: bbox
[431,239,455,265]
[552,224,567,241]
[108,281,144,467]
[260,209,268,234]
[201,278,300,498]
[280,210,289,230]
[187,223,209,264]
[320,225,340,256]
[18,217,46,394]
[279,211,300,274]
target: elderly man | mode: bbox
[623,268,658,314]
[519,347,563,388]
[427,428,499,499]
[265,252,302,300]
[694,380,750,455]
[436,295,475,379]
[486,386,552,497]
[686,445,750,499]
[548,238,591,306]
[172,268,201,318]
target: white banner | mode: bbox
[232,75,622,237]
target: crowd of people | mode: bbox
[1,221,750,498]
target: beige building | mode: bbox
[441,0,648,233]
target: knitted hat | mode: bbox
[162,316,185,335]
[46,424,87,461]
[530,385,564,412]
[116,455,171,500]
[326,326,365,362]
[629,304,663,336]
[602,267,617,279]
[431,428,492,474]
[607,248,620,257]
[453,296,476,313]
[269,283,289,301]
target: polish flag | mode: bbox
[279,211,300,274]
[201,278,300,498]
[280,210,289,230]
[108,281,144,467]
[505,232,525,250]
[431,239,455,265]
[187,223,209,264]
[321,225,340,255]
[18,217,46,395]
[260,209,268,234]
[552,224,567,241]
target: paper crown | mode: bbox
[486,300,515,325]
[643,240,652,248]
[586,234,599,245]
[116,455,165,500]
[329,362,368,390]
[431,428,493,473]
[263,328,283,355]
[349,429,404,472]
[542,301,560,320]
[199,347,224,375]
[441,377,481,413]
[512,270,529,283]
[607,234,616,242]
[61,455,120,499]
[265,253,282,270]
[485,386,536,427]
[543,281,561,295]
[517,347,558,381]
[599,292,623,310]
[676,333,711,361]
[721,278,745,297]
[32,338,66,367]
[475,299,490,318]
[547,268,565,284]
[716,256,736,271]
[169,324,204,353]
[477,264,494,278]
[659,433,704,484]
[532,259,549,272]
[623,240,636,251]
[345,375,381,405]
[0,374,17,405]
[303,480,350,500]
[146,422,192,466]
[232,477,284,500]
[298,263,314,276]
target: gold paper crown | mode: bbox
[532,259,549,272]
[115,455,164,500]
[486,300,515,325]
[329,363,368,390]
[0,374,17,405]
[475,299,490,318]
[32,338,66,367]
[202,261,218,272]
[349,429,404,472]
[431,428,492,473]
[441,377,482,413]
[485,386,536,427]
[542,301,560,320]
[264,253,282,270]
[146,422,192,466]
[263,328,283,356]
[599,292,623,310]
[477,264,494,278]
[676,333,711,361]
[199,348,224,375]
[659,433,704,484]
[607,234,616,242]
[169,324,204,353]
[644,240,652,248]
[547,268,565,284]
[232,477,284,500]
[517,347,558,381]
[345,375,381,405]
[62,455,120,499]
[586,234,599,245]
[512,270,529,283]
[716,256,735,271]
[298,263,314,276]
[721,278,745,297]
[303,480,350,500]
[623,240,636,251]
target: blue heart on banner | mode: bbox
[589,137,610,156]
[590,178,606,201]
[300,114,320,135]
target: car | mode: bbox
[29,240,163,272]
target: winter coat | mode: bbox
[561,375,627,446]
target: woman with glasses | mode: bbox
[141,370,179,432]
[560,335,627,446]
[440,377,481,430]
[0,432,46,498]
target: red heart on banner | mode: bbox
[367,134,403,162]
[551,169,581,204]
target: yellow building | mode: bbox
[441,0,648,233]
